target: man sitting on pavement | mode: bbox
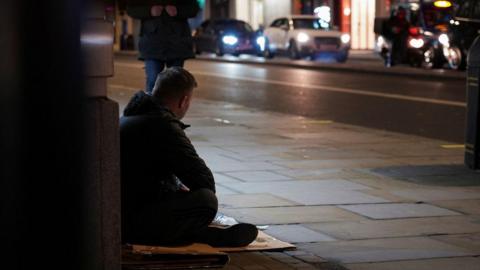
[120,67,258,247]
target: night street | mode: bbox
[109,55,479,269]
[112,54,466,143]
[4,0,480,269]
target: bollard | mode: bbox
[465,35,480,170]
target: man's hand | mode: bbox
[179,183,190,192]
[165,5,177,17]
[150,5,164,17]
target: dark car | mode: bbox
[448,0,480,70]
[192,19,261,57]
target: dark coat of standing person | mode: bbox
[385,7,410,66]
[127,0,200,93]
[120,67,258,247]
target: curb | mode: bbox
[115,50,465,81]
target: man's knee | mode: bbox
[192,188,218,213]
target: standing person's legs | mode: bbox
[144,59,165,94]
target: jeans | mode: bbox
[145,58,185,94]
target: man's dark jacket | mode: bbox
[120,91,215,224]
[127,0,199,60]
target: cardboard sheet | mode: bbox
[218,231,296,252]
[122,231,295,269]
[123,244,229,269]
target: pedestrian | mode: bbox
[127,0,199,94]
[384,7,410,66]
[120,67,258,247]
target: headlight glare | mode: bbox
[341,34,351,44]
[409,38,424,49]
[256,36,266,51]
[439,34,449,47]
[297,32,309,43]
[222,35,238,45]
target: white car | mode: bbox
[260,15,351,62]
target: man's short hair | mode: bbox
[152,67,197,100]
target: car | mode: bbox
[448,0,480,70]
[192,19,262,57]
[260,15,351,62]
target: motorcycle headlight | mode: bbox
[222,35,238,45]
[297,32,310,43]
[341,34,351,44]
[438,34,450,47]
[256,36,266,51]
[409,38,424,49]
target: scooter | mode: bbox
[406,29,446,68]
[376,29,453,69]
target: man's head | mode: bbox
[151,67,197,119]
[396,7,406,20]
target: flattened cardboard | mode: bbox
[123,245,229,269]
[219,231,296,252]
[122,232,295,268]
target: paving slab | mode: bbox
[306,216,480,240]
[401,174,480,187]
[271,190,390,205]
[370,164,477,178]
[214,173,244,184]
[367,144,464,157]
[218,193,299,208]
[278,190,390,205]
[390,156,464,166]
[226,179,371,194]
[431,199,480,215]
[219,145,295,157]
[264,225,336,243]
[224,171,292,182]
[271,158,401,170]
[358,189,414,203]
[347,174,429,189]
[391,188,480,202]
[203,155,286,172]
[339,203,461,219]
[225,252,297,270]
[298,237,475,263]
[280,149,390,160]
[216,183,241,195]
[224,180,389,205]
[431,233,480,253]
[221,206,366,225]
[345,257,480,270]
[275,168,368,181]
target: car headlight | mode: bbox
[438,34,450,47]
[222,35,238,45]
[256,36,266,51]
[297,32,309,43]
[377,36,385,47]
[409,38,424,49]
[341,34,351,44]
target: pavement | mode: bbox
[115,49,465,81]
[109,86,480,270]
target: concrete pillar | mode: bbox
[82,1,121,269]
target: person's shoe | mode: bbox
[195,223,258,247]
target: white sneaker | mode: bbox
[211,213,239,227]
